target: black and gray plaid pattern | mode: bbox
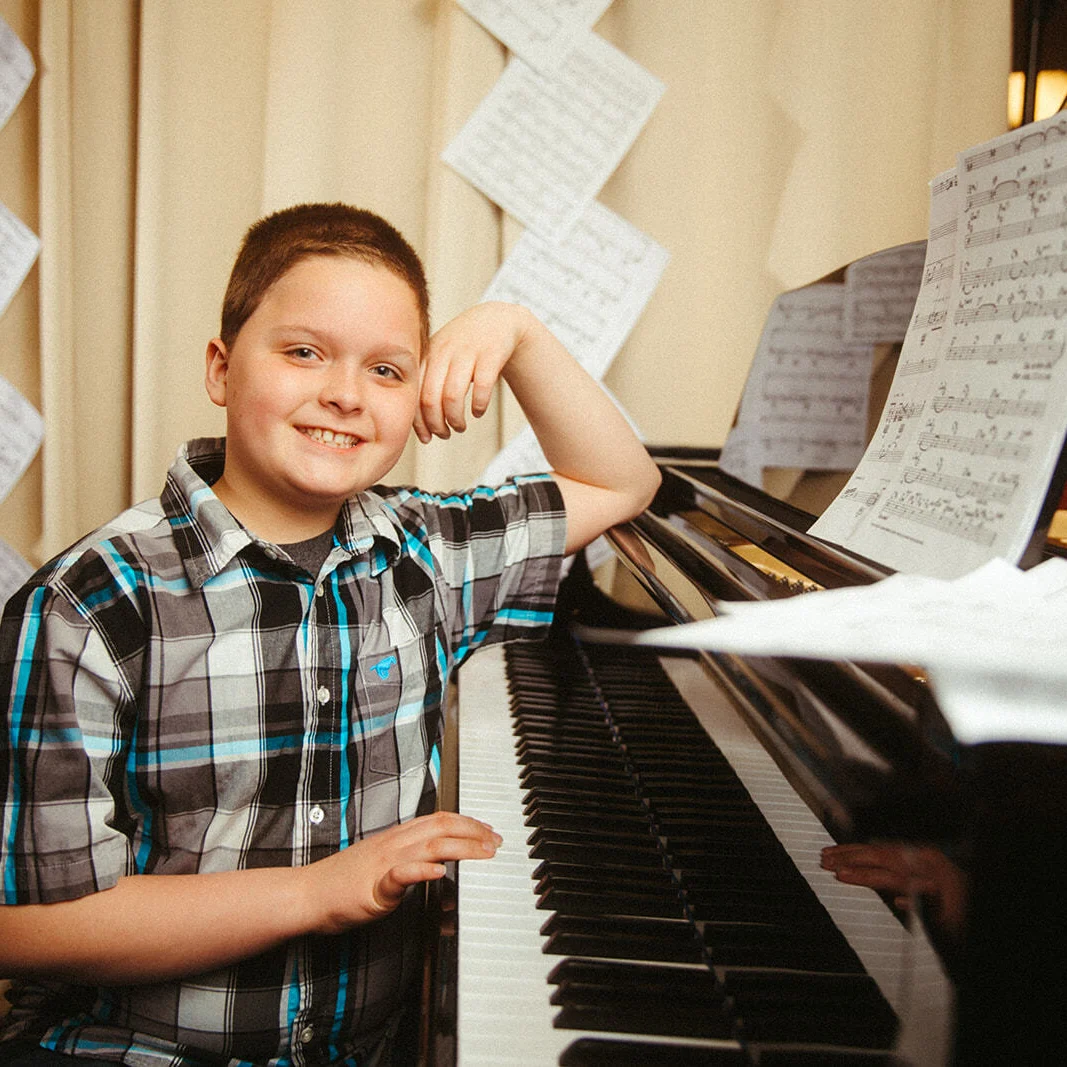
[1,438,565,1065]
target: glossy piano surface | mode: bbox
[426,452,1067,1066]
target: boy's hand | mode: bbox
[414,302,533,443]
[301,811,502,935]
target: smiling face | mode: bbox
[204,254,423,543]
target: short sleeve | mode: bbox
[1,581,138,905]
[406,475,567,667]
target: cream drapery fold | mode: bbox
[0,0,1010,566]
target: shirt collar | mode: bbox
[161,437,402,589]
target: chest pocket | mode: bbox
[355,623,433,779]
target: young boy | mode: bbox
[0,203,660,1065]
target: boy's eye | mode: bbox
[289,347,319,361]
[371,364,402,380]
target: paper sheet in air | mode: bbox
[0,201,40,318]
[0,15,34,131]
[0,373,44,505]
[587,556,1067,745]
[442,36,664,240]
[0,536,32,611]
[457,0,613,73]
[481,199,668,381]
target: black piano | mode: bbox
[425,449,1067,1067]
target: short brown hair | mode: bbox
[219,202,430,350]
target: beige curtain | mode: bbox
[0,0,1010,566]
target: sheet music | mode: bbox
[481,199,668,380]
[588,556,1067,745]
[457,0,613,73]
[844,241,926,343]
[720,284,873,481]
[441,36,664,239]
[811,113,1067,578]
[0,373,43,505]
[0,201,40,318]
[0,536,32,612]
[0,15,34,131]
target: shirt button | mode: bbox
[299,1024,315,1043]
[316,685,330,705]
[309,805,325,825]
[315,583,325,598]
[262,546,277,560]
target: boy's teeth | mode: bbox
[304,427,357,448]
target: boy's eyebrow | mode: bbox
[269,324,419,363]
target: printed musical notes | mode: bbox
[443,34,664,240]
[811,112,1067,578]
[0,200,39,318]
[0,14,34,130]
[449,0,667,501]
[0,373,43,506]
[481,200,668,379]
[843,242,926,343]
[720,284,874,479]
[456,0,612,74]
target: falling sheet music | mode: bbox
[811,112,1067,578]
[583,556,1067,746]
[0,15,34,131]
[0,536,32,612]
[482,200,668,380]
[720,284,873,479]
[456,0,613,74]
[442,35,664,239]
[0,373,43,505]
[0,201,40,317]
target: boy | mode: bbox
[0,203,660,1065]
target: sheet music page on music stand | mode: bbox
[810,112,1067,578]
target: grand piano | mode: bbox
[424,453,1067,1066]
[423,102,1067,1063]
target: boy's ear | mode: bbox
[205,339,229,408]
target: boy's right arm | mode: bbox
[0,810,500,985]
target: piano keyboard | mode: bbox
[455,639,951,1066]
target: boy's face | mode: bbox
[205,255,423,541]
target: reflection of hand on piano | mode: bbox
[821,842,967,943]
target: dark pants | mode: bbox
[0,1045,121,1066]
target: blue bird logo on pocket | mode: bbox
[371,654,397,681]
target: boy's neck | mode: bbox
[210,475,340,545]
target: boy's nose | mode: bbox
[320,364,365,413]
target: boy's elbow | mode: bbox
[629,457,661,519]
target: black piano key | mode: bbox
[540,914,705,963]
[559,1037,748,1066]
[528,838,666,867]
[703,922,863,971]
[538,886,687,919]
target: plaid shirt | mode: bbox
[0,438,565,1066]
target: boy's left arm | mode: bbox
[416,302,661,553]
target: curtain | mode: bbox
[0,0,1011,565]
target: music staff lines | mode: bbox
[901,466,1018,503]
[959,252,1067,293]
[879,499,998,546]
[944,339,1064,364]
[953,297,1067,326]
[964,161,1067,211]
[964,208,1067,249]
[917,429,1031,461]
[929,394,1045,418]
[962,116,1067,172]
